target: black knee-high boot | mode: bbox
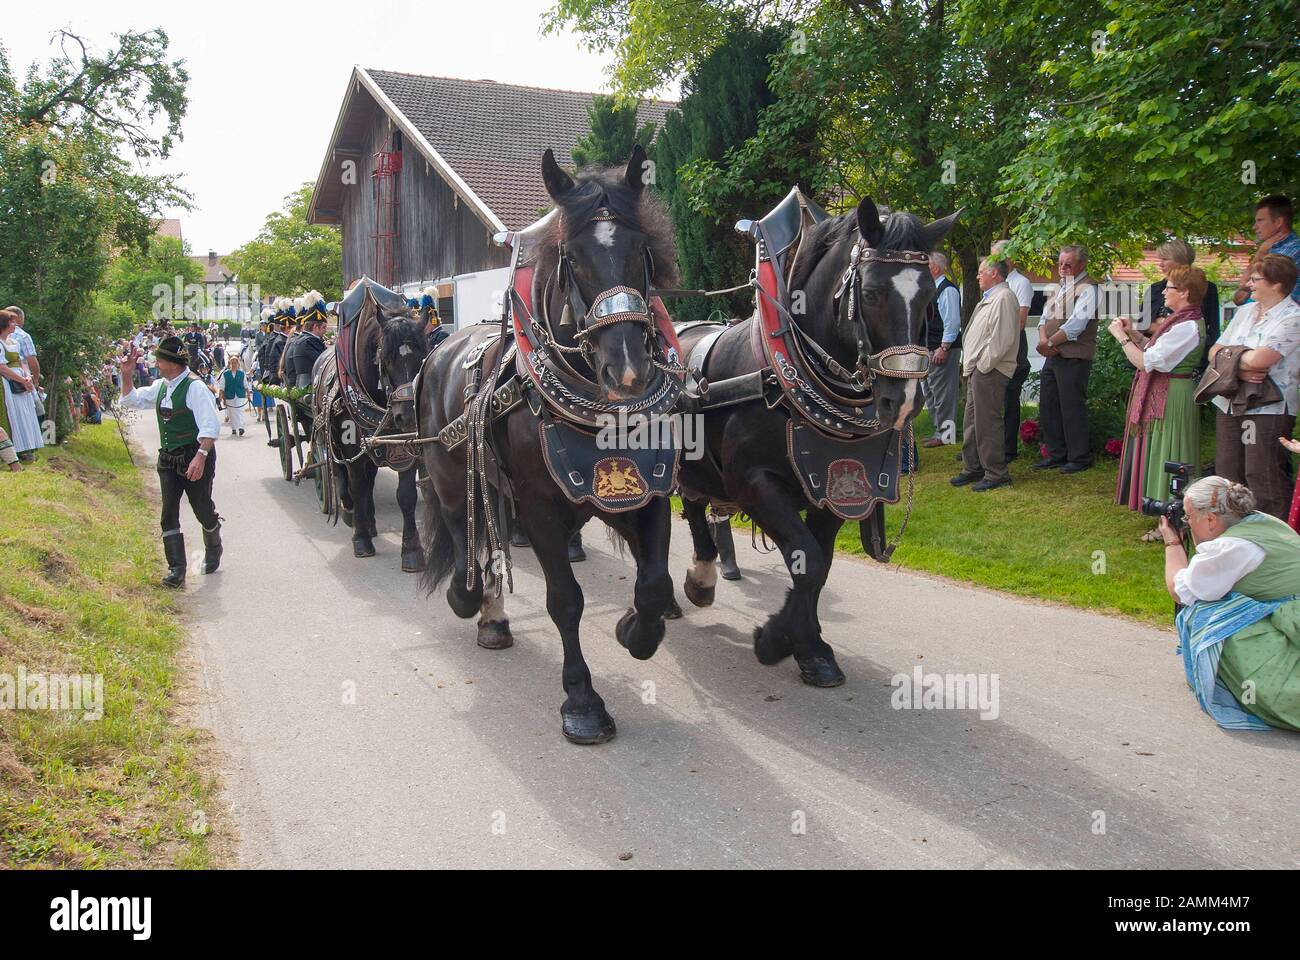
[710,517,741,581]
[201,521,223,574]
[162,530,186,588]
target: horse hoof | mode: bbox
[401,549,425,573]
[663,596,683,620]
[753,624,793,666]
[476,620,514,650]
[342,508,354,528]
[683,572,715,608]
[797,655,846,688]
[561,705,617,745]
[616,608,663,661]
[353,538,376,558]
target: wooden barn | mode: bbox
[307,67,674,325]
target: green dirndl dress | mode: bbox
[1116,318,1205,508]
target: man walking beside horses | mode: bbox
[118,336,224,588]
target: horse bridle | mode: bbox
[556,208,658,362]
[831,242,932,388]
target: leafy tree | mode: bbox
[0,30,189,440]
[981,0,1300,259]
[571,94,659,170]
[653,25,812,321]
[224,184,343,302]
[103,235,203,325]
[548,0,1062,317]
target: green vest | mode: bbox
[1227,512,1300,601]
[157,375,199,451]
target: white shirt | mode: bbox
[1173,536,1267,606]
[1005,269,1034,311]
[1142,321,1200,373]
[1211,297,1300,416]
[120,371,220,441]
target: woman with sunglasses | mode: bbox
[1110,265,1209,540]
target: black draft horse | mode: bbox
[318,298,430,572]
[418,147,679,744]
[676,197,958,685]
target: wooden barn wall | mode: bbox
[339,103,510,289]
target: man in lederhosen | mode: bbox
[118,335,223,588]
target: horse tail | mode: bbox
[419,485,455,596]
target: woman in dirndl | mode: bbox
[1110,264,1208,540]
[0,309,40,463]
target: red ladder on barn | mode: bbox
[371,141,402,288]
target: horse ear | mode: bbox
[921,208,963,250]
[855,197,883,247]
[542,148,575,201]
[624,143,648,192]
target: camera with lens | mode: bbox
[1140,461,1192,529]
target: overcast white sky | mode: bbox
[5,0,657,256]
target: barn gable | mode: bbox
[308,66,675,290]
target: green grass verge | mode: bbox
[0,424,224,868]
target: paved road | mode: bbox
[128,410,1300,869]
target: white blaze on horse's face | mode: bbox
[892,267,926,427]
[593,220,617,248]
[889,268,924,319]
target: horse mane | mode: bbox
[534,164,679,288]
[789,208,930,294]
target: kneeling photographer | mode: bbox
[1158,475,1300,731]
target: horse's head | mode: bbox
[792,197,959,431]
[540,144,675,402]
[376,306,429,433]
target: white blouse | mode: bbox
[1141,321,1200,373]
[1172,536,1267,605]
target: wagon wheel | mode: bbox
[275,404,293,481]
[310,432,331,514]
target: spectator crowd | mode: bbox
[924,193,1300,538]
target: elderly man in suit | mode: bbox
[951,257,1022,492]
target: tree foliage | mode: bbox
[548,0,1297,314]
[552,0,1052,314]
[0,30,189,440]
[103,235,204,325]
[224,184,343,302]
[977,0,1300,258]
[653,25,812,321]
[572,94,659,170]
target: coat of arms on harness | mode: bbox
[826,458,870,506]
[594,457,646,502]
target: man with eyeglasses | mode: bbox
[118,335,223,588]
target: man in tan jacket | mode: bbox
[952,258,1022,491]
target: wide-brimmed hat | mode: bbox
[154,336,188,365]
